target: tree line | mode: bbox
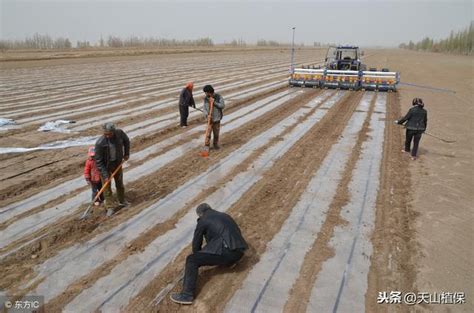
[0,33,304,50]
[101,36,214,48]
[0,33,73,50]
[399,22,473,55]
[0,34,215,50]
[256,39,281,47]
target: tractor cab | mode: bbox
[325,46,364,71]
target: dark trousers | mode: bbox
[182,248,243,296]
[405,129,423,157]
[101,164,125,208]
[205,121,221,147]
[90,181,104,202]
[179,105,189,126]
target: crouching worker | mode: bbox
[95,122,130,216]
[170,203,248,305]
[84,146,104,206]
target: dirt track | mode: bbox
[0,48,472,312]
[368,50,473,313]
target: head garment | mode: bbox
[185,82,194,91]
[103,122,116,132]
[88,146,95,157]
[196,203,212,216]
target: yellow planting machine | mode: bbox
[289,46,399,91]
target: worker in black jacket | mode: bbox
[95,122,130,215]
[396,98,428,160]
[178,82,195,127]
[170,203,248,305]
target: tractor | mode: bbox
[290,46,399,91]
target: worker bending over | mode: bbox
[170,203,248,305]
[179,82,195,127]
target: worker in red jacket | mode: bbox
[84,146,104,206]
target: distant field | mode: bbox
[0,46,322,63]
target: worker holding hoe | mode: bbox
[170,203,248,305]
[178,81,196,127]
[202,85,225,150]
[396,97,428,160]
[95,122,130,216]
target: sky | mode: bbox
[0,0,472,47]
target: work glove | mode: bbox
[85,179,92,186]
[393,120,399,125]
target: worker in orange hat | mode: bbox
[178,82,196,127]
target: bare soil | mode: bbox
[369,49,474,313]
[0,48,471,313]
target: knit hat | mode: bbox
[103,122,116,132]
[88,146,96,157]
[196,203,212,216]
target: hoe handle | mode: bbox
[80,160,125,219]
[95,161,124,202]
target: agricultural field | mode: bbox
[0,48,472,313]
